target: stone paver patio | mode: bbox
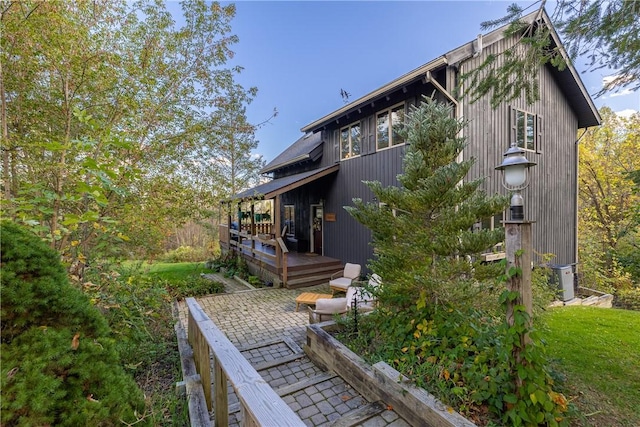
[175,273,411,427]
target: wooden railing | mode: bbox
[186,298,305,427]
[220,224,290,286]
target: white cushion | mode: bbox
[345,286,358,303]
[344,263,361,280]
[329,277,352,290]
[345,286,375,310]
[315,298,347,313]
[369,274,382,288]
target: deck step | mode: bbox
[285,274,336,289]
[287,260,343,273]
[285,264,343,278]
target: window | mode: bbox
[284,205,295,236]
[376,103,405,150]
[340,122,361,160]
[511,107,542,152]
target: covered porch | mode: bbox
[220,165,341,288]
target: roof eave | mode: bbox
[301,56,448,133]
[260,153,310,174]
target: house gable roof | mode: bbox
[445,9,600,128]
[230,164,339,202]
[260,132,323,175]
[301,9,600,133]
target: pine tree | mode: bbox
[1,221,147,426]
[345,96,508,310]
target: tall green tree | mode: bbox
[578,107,640,289]
[464,0,639,107]
[345,96,508,309]
[0,1,263,270]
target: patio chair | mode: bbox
[307,297,348,324]
[352,273,382,311]
[329,263,361,294]
[308,284,380,324]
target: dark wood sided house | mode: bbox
[219,10,600,289]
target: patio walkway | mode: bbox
[175,274,411,427]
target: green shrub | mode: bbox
[338,301,573,426]
[160,245,208,263]
[166,275,225,299]
[207,252,250,279]
[81,262,191,425]
[0,221,146,426]
[616,286,640,311]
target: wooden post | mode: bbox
[213,356,228,427]
[188,310,213,411]
[504,221,533,326]
[283,251,288,286]
[274,195,282,268]
[250,203,256,257]
[504,220,534,393]
[227,202,232,247]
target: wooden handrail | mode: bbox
[276,237,289,285]
[186,298,305,427]
[276,237,288,253]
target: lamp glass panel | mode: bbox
[504,164,526,187]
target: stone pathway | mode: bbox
[175,274,411,427]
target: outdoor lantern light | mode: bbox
[496,143,536,221]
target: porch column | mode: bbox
[274,195,282,268]
[226,201,232,247]
[250,202,256,256]
[236,202,242,251]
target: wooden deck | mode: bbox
[228,241,343,289]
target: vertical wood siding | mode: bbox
[322,134,406,272]
[461,37,578,264]
[314,41,579,271]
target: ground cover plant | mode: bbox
[81,261,225,425]
[1,220,225,426]
[542,307,640,427]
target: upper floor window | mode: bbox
[340,123,361,160]
[376,103,405,150]
[511,107,542,152]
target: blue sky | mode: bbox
[217,1,639,162]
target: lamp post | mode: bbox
[495,143,536,344]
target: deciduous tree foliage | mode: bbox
[0,0,264,270]
[578,107,639,289]
[464,0,639,107]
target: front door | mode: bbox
[311,204,323,255]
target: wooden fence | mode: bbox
[186,298,305,427]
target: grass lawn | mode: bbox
[123,261,209,281]
[542,306,640,426]
[142,261,208,280]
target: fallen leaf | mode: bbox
[341,395,352,401]
[71,333,80,350]
[87,394,99,403]
[7,367,18,378]
[386,404,393,411]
